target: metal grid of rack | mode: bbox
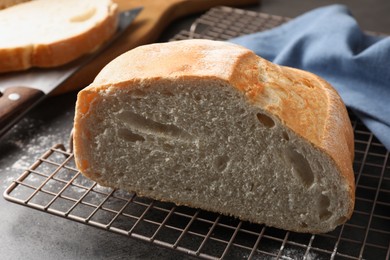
[4,6,390,260]
[171,6,289,41]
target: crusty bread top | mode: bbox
[82,40,355,214]
[0,0,118,73]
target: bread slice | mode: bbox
[73,39,355,233]
[0,0,118,73]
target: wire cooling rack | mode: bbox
[4,6,390,260]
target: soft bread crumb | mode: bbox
[0,0,118,72]
[70,7,97,23]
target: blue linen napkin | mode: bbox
[230,5,390,150]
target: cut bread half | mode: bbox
[73,39,355,233]
[0,0,118,73]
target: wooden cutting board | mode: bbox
[53,0,258,95]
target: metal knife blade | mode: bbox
[0,7,142,138]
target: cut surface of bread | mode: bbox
[0,0,118,73]
[73,39,355,233]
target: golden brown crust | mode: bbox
[74,89,97,175]
[0,45,32,72]
[0,0,30,10]
[255,64,355,217]
[294,69,355,217]
[228,51,355,218]
[74,39,355,220]
[0,0,118,73]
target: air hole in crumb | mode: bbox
[118,111,193,141]
[162,143,174,151]
[193,94,202,101]
[238,108,246,115]
[300,222,308,228]
[184,156,192,163]
[172,165,181,172]
[213,155,230,172]
[282,131,290,141]
[117,128,145,142]
[159,113,171,121]
[319,194,332,220]
[160,88,174,96]
[285,147,314,188]
[131,89,146,99]
[256,113,275,128]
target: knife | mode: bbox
[0,7,142,138]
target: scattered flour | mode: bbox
[11,155,30,170]
[1,116,72,189]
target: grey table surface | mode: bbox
[1,1,389,259]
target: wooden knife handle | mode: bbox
[53,0,259,95]
[0,87,45,136]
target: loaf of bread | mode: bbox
[73,39,355,233]
[0,0,118,73]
